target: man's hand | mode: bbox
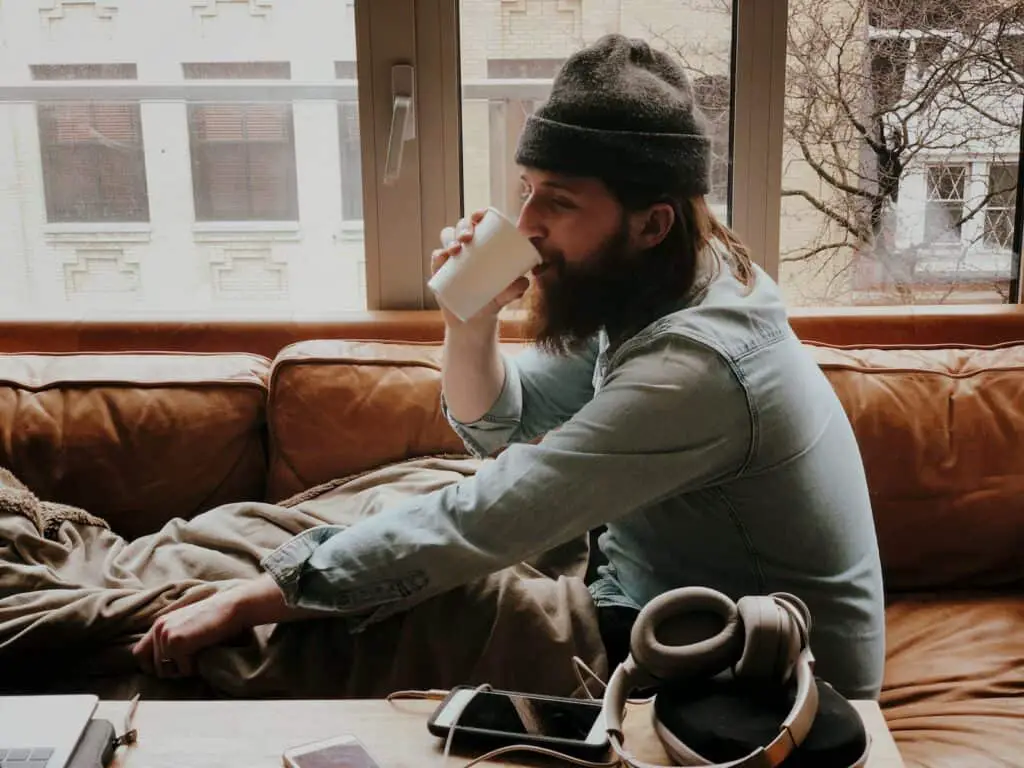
[431,209,530,331]
[133,573,306,679]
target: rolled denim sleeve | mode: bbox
[442,336,601,457]
[260,334,753,630]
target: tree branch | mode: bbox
[781,241,856,262]
[796,135,876,200]
[781,188,869,240]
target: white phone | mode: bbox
[427,686,609,757]
[281,734,381,768]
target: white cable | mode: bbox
[459,742,620,768]
[574,654,655,706]
[572,655,607,699]
[443,683,492,767]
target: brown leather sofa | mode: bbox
[1,306,1022,768]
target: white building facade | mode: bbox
[0,0,365,320]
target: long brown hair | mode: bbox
[605,176,757,297]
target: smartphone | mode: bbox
[426,686,609,757]
[281,734,381,768]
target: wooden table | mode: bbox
[97,698,905,767]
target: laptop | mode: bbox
[0,695,98,768]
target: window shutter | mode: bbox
[39,101,148,222]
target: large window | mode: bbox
[0,0,1021,320]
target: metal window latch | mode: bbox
[383,63,416,186]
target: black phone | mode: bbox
[426,686,609,758]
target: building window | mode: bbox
[984,163,1018,251]
[33,63,149,223]
[335,61,362,222]
[185,61,298,222]
[925,163,967,245]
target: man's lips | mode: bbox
[531,260,553,277]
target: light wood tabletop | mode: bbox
[96,697,905,767]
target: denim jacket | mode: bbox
[262,248,886,699]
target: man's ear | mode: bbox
[632,203,675,251]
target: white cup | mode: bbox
[428,207,542,322]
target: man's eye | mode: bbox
[553,197,576,209]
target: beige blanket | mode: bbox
[0,457,606,700]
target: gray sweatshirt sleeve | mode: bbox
[441,335,601,457]
[260,334,752,630]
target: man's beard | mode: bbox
[525,217,694,355]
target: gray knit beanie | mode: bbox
[514,33,712,196]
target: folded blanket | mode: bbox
[0,467,110,540]
[0,457,605,700]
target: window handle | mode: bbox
[384,63,416,186]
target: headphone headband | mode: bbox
[601,588,819,768]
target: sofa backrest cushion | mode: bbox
[0,352,270,539]
[268,338,1024,592]
[810,342,1024,592]
[266,340,469,501]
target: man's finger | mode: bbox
[456,215,477,242]
[492,277,531,309]
[153,622,175,679]
[430,249,447,273]
[157,657,180,679]
[133,631,155,674]
[161,634,188,679]
[469,209,487,225]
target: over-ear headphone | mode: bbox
[601,587,818,768]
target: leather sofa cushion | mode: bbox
[266,341,468,501]
[883,594,1024,768]
[268,338,1024,592]
[810,343,1024,593]
[0,352,270,539]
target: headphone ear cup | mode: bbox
[630,587,744,682]
[734,596,788,681]
[772,591,812,639]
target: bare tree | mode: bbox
[651,0,1024,304]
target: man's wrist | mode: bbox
[230,573,289,627]
[445,318,499,350]
[231,572,339,626]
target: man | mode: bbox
[134,34,885,699]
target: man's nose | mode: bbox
[516,200,545,240]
